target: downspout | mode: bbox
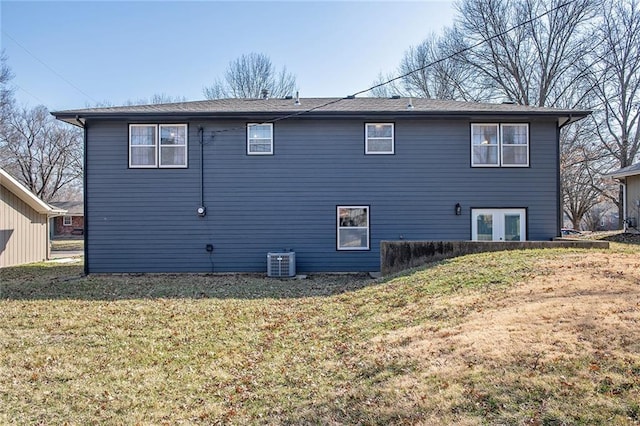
[75,115,89,276]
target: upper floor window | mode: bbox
[471,123,529,167]
[129,124,187,168]
[247,123,273,155]
[365,123,394,154]
[159,125,188,167]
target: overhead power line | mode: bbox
[2,30,100,105]
[266,0,580,125]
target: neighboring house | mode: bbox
[53,97,589,274]
[51,201,85,236]
[608,162,640,232]
[0,168,65,267]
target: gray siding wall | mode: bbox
[0,184,49,267]
[85,117,559,273]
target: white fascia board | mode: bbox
[0,168,64,216]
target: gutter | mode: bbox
[52,110,593,127]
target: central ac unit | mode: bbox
[267,251,296,278]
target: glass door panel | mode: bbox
[476,214,494,241]
[504,214,521,241]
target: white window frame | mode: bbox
[365,123,395,154]
[500,123,529,167]
[247,123,273,155]
[129,124,188,168]
[337,206,370,251]
[129,124,158,168]
[471,123,529,167]
[63,216,72,226]
[159,124,188,168]
[471,123,499,167]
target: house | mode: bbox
[52,97,589,274]
[0,168,65,267]
[51,201,84,236]
[607,162,640,232]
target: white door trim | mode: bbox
[471,208,526,241]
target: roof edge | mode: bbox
[0,168,66,216]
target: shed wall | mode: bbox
[626,175,640,227]
[0,184,49,267]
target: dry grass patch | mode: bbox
[364,250,640,424]
[1,245,639,424]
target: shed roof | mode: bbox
[0,168,66,216]
[607,162,640,179]
[51,201,84,216]
[53,97,591,126]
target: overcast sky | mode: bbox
[1,1,456,110]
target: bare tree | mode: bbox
[87,93,188,108]
[1,50,14,123]
[586,0,640,225]
[370,32,485,100]
[0,105,83,202]
[447,0,599,106]
[126,93,188,106]
[203,53,297,99]
[561,120,601,229]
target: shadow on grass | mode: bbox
[597,232,640,244]
[0,263,385,301]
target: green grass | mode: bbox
[1,246,639,424]
[50,238,84,251]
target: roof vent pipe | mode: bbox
[261,89,269,100]
[294,91,301,106]
[407,97,414,110]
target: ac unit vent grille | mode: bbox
[267,252,296,278]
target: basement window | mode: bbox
[337,206,370,250]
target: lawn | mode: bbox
[50,238,84,252]
[1,241,639,424]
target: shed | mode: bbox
[608,162,640,232]
[0,168,65,267]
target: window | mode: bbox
[337,206,369,250]
[160,124,187,167]
[366,123,394,154]
[471,123,529,167]
[501,124,529,166]
[471,124,499,166]
[63,216,72,226]
[129,124,187,168]
[247,123,273,155]
[130,125,157,168]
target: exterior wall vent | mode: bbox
[267,251,296,278]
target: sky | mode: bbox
[1,1,456,111]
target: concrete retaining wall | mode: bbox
[380,240,610,275]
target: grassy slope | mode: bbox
[1,244,639,425]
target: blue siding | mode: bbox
[85,117,559,273]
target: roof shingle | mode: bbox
[53,97,590,117]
